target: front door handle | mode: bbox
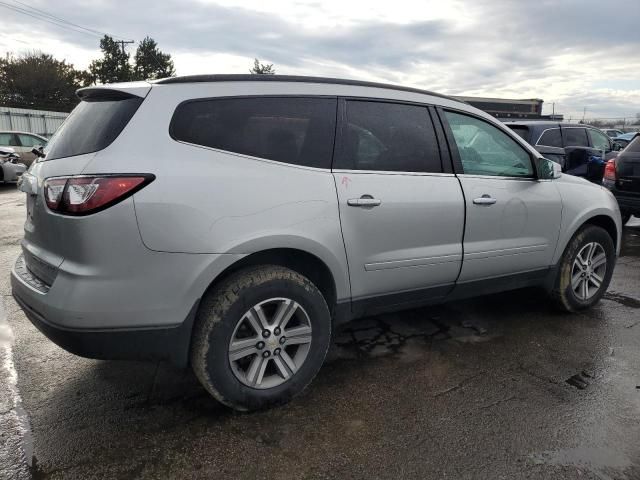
[347,195,382,207]
[473,194,497,206]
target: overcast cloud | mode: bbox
[1,0,639,119]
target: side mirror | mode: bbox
[31,146,45,158]
[536,157,562,180]
[613,142,623,151]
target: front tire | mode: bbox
[190,265,331,411]
[552,225,615,312]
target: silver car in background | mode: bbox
[0,130,48,166]
[0,146,26,183]
[11,75,621,411]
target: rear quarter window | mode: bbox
[44,95,143,161]
[537,128,562,148]
[170,97,337,169]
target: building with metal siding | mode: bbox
[0,106,68,138]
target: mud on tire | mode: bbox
[552,225,615,312]
[190,265,331,411]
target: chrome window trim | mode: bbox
[331,169,455,177]
[456,173,537,181]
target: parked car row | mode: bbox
[505,121,621,184]
[611,131,639,149]
[504,121,639,225]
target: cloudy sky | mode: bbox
[1,0,639,120]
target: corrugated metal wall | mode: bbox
[0,107,68,138]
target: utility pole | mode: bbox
[116,40,135,54]
[582,106,586,123]
[552,102,555,118]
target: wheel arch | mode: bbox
[554,211,621,265]
[203,247,343,318]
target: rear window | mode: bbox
[44,95,143,161]
[537,128,562,148]
[508,126,530,143]
[170,97,337,169]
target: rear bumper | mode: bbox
[11,245,243,366]
[615,195,640,214]
[11,273,198,367]
[604,186,640,214]
[1,161,26,182]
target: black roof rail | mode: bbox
[153,74,459,103]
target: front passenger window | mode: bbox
[444,111,534,177]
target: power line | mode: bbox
[0,2,102,38]
[0,0,129,42]
[9,0,112,38]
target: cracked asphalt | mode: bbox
[1,182,639,479]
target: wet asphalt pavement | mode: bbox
[1,182,639,480]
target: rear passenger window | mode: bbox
[171,97,337,169]
[334,100,441,172]
[563,128,589,147]
[537,128,562,148]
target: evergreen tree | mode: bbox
[133,36,175,80]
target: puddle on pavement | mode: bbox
[329,306,496,361]
[0,296,35,475]
[531,447,633,480]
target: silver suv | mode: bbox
[11,75,621,411]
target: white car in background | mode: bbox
[0,131,48,167]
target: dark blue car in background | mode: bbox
[505,121,621,184]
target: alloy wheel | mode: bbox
[228,298,313,389]
[571,242,607,301]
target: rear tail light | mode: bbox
[43,174,154,215]
[603,160,617,181]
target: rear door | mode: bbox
[562,126,606,182]
[333,99,465,312]
[440,109,562,282]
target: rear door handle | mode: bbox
[473,194,497,206]
[347,195,382,207]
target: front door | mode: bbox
[333,100,465,312]
[441,110,562,282]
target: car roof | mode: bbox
[505,121,601,129]
[0,130,47,139]
[154,74,461,104]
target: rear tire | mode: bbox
[190,265,331,411]
[551,225,615,312]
